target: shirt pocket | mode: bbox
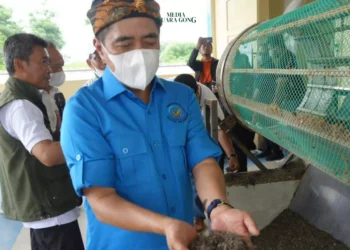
[109,134,151,187]
[165,132,188,177]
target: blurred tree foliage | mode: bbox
[160,42,195,64]
[0,5,23,70]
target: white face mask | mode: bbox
[102,45,159,90]
[49,71,66,87]
[94,68,104,78]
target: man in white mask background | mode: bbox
[85,47,106,86]
[60,1,259,249]
[41,41,65,136]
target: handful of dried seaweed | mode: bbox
[190,231,252,250]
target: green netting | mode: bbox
[221,0,350,184]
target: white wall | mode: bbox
[214,0,258,60]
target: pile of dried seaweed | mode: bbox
[253,209,349,250]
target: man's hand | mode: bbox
[210,206,260,241]
[165,219,197,250]
[196,37,204,50]
[227,156,239,172]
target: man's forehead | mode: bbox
[106,18,159,39]
[31,46,49,57]
[48,48,64,63]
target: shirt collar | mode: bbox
[102,66,166,101]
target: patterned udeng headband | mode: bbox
[87,0,162,35]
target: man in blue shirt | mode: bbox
[61,1,259,249]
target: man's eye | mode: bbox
[145,42,157,46]
[144,38,157,43]
[118,43,131,48]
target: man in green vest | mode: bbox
[0,33,84,250]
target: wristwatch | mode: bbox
[207,199,234,220]
[228,153,237,159]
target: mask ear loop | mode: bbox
[100,42,107,53]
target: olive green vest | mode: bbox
[0,77,80,222]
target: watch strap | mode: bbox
[229,153,237,159]
[207,199,234,220]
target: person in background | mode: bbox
[174,74,239,171]
[85,49,106,86]
[0,33,84,250]
[41,41,65,139]
[174,73,239,232]
[262,34,305,161]
[253,44,274,103]
[61,1,259,249]
[43,42,83,208]
[188,37,219,89]
[254,43,284,161]
[228,50,257,172]
[268,34,305,112]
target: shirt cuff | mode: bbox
[70,155,116,196]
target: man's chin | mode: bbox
[40,81,50,90]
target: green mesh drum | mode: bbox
[217,0,350,184]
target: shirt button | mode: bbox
[122,148,129,154]
[171,206,176,214]
[162,174,167,180]
[76,155,81,161]
[153,141,160,148]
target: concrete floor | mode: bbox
[0,152,283,250]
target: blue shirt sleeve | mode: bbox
[60,92,116,196]
[185,92,223,169]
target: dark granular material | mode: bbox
[253,209,350,250]
[190,231,252,250]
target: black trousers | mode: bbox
[230,124,255,173]
[30,220,84,250]
[264,138,282,154]
[233,143,248,172]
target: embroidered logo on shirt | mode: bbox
[167,103,187,122]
